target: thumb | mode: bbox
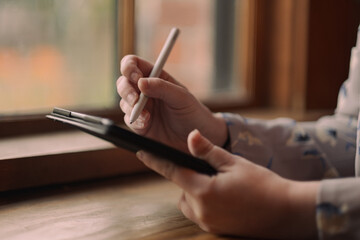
[188,129,235,172]
[138,77,195,109]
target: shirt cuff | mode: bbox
[316,178,360,240]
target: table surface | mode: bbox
[0,172,252,240]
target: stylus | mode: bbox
[129,27,180,124]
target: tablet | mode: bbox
[46,108,217,176]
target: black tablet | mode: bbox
[46,108,217,176]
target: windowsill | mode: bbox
[1,131,114,160]
[0,108,333,192]
[0,130,148,192]
[232,108,333,121]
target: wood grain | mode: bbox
[0,173,251,240]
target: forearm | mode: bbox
[254,176,320,239]
[271,178,360,240]
[221,113,357,181]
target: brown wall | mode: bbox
[306,0,360,109]
[253,0,360,111]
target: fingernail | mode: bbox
[127,92,137,106]
[131,72,140,82]
[136,151,144,160]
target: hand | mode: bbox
[136,129,320,239]
[117,55,227,152]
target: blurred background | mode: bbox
[0,0,360,194]
[0,0,244,116]
[0,0,359,120]
[0,0,117,115]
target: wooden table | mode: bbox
[0,173,249,240]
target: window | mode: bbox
[134,0,250,103]
[0,0,118,116]
[2,0,357,191]
[1,0,254,137]
[0,0,254,191]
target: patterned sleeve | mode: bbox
[221,112,357,181]
[221,25,360,239]
[317,178,360,240]
[315,25,360,240]
[221,25,358,181]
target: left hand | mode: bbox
[136,129,319,239]
[117,55,227,153]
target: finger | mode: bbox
[119,99,131,115]
[178,193,198,224]
[138,78,193,109]
[116,76,139,107]
[123,108,151,133]
[188,129,235,172]
[120,98,152,121]
[136,150,209,191]
[130,109,151,131]
[120,55,181,86]
[120,55,144,83]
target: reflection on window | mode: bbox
[135,0,245,100]
[0,0,117,116]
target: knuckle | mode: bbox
[116,76,126,91]
[120,54,135,66]
[119,99,127,112]
[116,76,122,86]
[117,77,137,102]
[120,55,137,75]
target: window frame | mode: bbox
[0,0,134,138]
[0,0,260,138]
[2,0,358,192]
[2,0,358,137]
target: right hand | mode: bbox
[136,129,319,239]
[116,55,227,152]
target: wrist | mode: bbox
[258,176,319,239]
[283,180,320,238]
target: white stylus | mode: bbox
[130,27,180,124]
